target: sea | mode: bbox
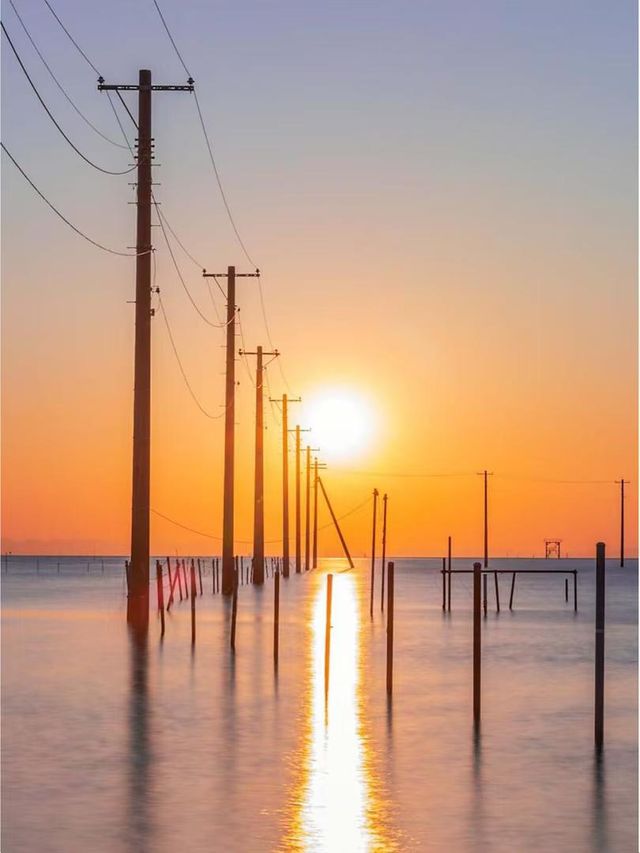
[2,556,637,852]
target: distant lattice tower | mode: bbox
[544,539,562,559]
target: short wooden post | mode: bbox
[230,567,238,651]
[509,572,516,610]
[574,571,578,611]
[324,574,333,693]
[175,559,183,601]
[166,561,179,612]
[386,562,395,695]
[190,560,196,645]
[156,561,165,636]
[565,577,568,603]
[197,559,203,595]
[473,562,481,725]
[483,572,487,616]
[441,557,446,611]
[182,560,188,601]
[166,558,174,605]
[595,542,605,751]
[273,570,280,667]
[494,571,500,613]
[447,536,452,612]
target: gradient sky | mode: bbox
[2,0,637,556]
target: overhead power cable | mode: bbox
[42,0,100,75]
[8,0,127,149]
[1,142,141,257]
[158,296,225,419]
[1,21,135,176]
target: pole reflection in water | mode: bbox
[283,572,395,851]
[126,626,153,853]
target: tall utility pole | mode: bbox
[98,70,193,630]
[477,470,493,568]
[369,489,379,617]
[290,425,310,573]
[380,493,388,612]
[269,394,300,578]
[304,446,319,571]
[203,267,260,594]
[615,479,627,567]
[241,346,279,585]
[312,457,327,569]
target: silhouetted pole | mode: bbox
[197,558,203,595]
[595,542,606,751]
[386,562,394,695]
[509,572,516,610]
[304,446,317,570]
[230,566,238,650]
[473,561,481,725]
[483,572,487,616]
[615,479,626,567]
[478,470,493,568]
[203,266,260,594]
[325,573,333,694]
[291,425,310,574]
[441,557,446,611]
[317,477,354,568]
[312,458,319,568]
[126,70,152,629]
[270,394,300,578]
[273,570,280,667]
[380,493,388,612]
[369,489,379,618]
[98,70,193,631]
[156,561,165,636]
[190,560,196,646]
[447,535,452,612]
[242,346,279,585]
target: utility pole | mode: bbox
[380,493,388,612]
[370,489,379,618]
[241,346,279,585]
[98,70,193,630]
[312,457,327,569]
[304,446,319,571]
[615,479,628,567]
[203,266,260,594]
[317,477,354,568]
[290,425,311,573]
[477,470,493,568]
[269,394,300,578]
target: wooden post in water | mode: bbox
[230,566,238,651]
[574,571,578,612]
[156,561,165,636]
[197,559,203,595]
[509,572,516,610]
[182,560,188,600]
[324,574,333,694]
[494,572,500,613]
[483,572,487,616]
[595,542,605,751]
[166,558,173,606]
[370,489,379,618]
[565,577,569,603]
[166,562,179,612]
[441,557,446,611]
[176,559,184,601]
[273,570,280,667]
[190,560,196,646]
[386,562,395,695]
[447,536,452,612]
[473,562,481,726]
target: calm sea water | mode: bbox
[2,556,637,852]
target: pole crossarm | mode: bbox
[203,270,260,278]
[98,79,194,92]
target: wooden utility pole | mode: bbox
[615,479,627,567]
[241,345,279,585]
[98,70,193,629]
[203,267,260,594]
[312,457,327,569]
[477,470,493,568]
[269,394,300,578]
[380,493,388,612]
[291,425,310,574]
[370,489,379,617]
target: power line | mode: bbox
[1,142,140,257]
[8,0,127,149]
[1,21,135,176]
[151,0,191,77]
[157,296,225,419]
[42,0,100,76]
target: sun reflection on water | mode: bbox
[283,572,395,852]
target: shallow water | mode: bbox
[2,556,637,852]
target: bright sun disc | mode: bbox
[305,390,376,460]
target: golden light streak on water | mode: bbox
[282,572,396,851]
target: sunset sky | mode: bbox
[2,0,637,556]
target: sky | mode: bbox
[1,0,637,557]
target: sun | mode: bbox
[304,389,377,461]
